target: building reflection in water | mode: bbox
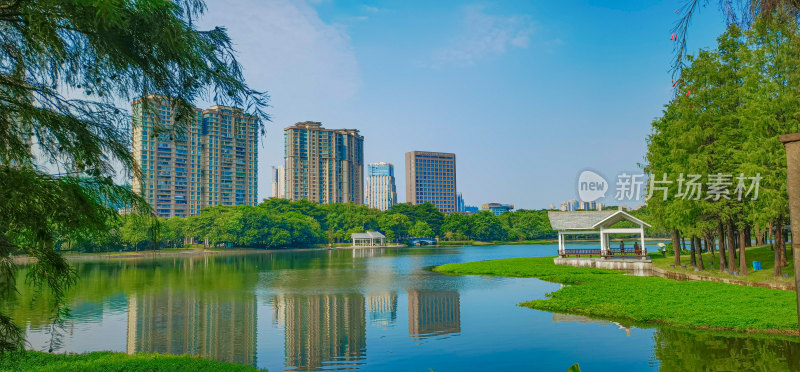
[125,290,257,366]
[273,293,367,370]
[552,313,632,337]
[407,290,461,338]
[367,292,397,328]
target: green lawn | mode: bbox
[0,351,264,371]
[434,257,799,334]
[650,245,794,287]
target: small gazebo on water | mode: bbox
[548,210,651,260]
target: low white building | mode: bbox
[351,231,387,247]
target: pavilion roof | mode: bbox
[548,210,651,230]
[351,231,386,239]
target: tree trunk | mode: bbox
[718,222,727,272]
[727,221,736,274]
[706,236,715,261]
[775,223,783,277]
[756,225,764,246]
[739,229,748,276]
[781,226,789,267]
[681,231,687,253]
[745,225,751,247]
[695,236,705,270]
[672,229,681,267]
[690,236,697,267]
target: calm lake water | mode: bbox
[12,243,800,371]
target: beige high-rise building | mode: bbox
[284,121,363,204]
[405,151,457,213]
[131,95,259,218]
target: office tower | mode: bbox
[405,151,457,213]
[200,105,259,208]
[365,162,396,210]
[131,95,259,218]
[284,121,364,204]
[457,192,465,212]
[271,165,285,199]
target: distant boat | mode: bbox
[328,244,335,251]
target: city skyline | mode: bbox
[193,1,729,209]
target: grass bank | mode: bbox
[0,351,262,371]
[650,245,794,288]
[434,257,798,335]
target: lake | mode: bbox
[12,243,800,371]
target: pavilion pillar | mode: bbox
[640,226,647,258]
[558,232,564,256]
[599,227,606,257]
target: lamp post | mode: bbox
[779,133,800,331]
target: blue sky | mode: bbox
[198,0,728,209]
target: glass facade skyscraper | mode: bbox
[366,162,397,211]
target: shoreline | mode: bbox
[11,244,410,264]
[11,240,668,265]
[433,257,799,336]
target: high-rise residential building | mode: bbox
[271,165,286,199]
[405,151,457,213]
[131,95,259,218]
[200,105,259,208]
[284,121,364,204]
[365,162,396,211]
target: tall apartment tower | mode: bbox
[284,121,363,204]
[200,105,259,208]
[366,162,397,211]
[405,151,457,213]
[271,165,286,199]
[131,95,259,218]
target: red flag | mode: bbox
[675,9,679,14]
[672,81,677,87]
[670,33,677,41]
[685,89,691,97]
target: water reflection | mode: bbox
[366,292,397,328]
[125,290,257,366]
[407,290,460,339]
[552,313,632,337]
[273,294,366,370]
[11,244,800,371]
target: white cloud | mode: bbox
[197,0,361,112]
[433,5,534,66]
[196,0,361,201]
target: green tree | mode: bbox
[377,213,411,242]
[0,0,267,351]
[472,211,507,241]
[409,221,435,238]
